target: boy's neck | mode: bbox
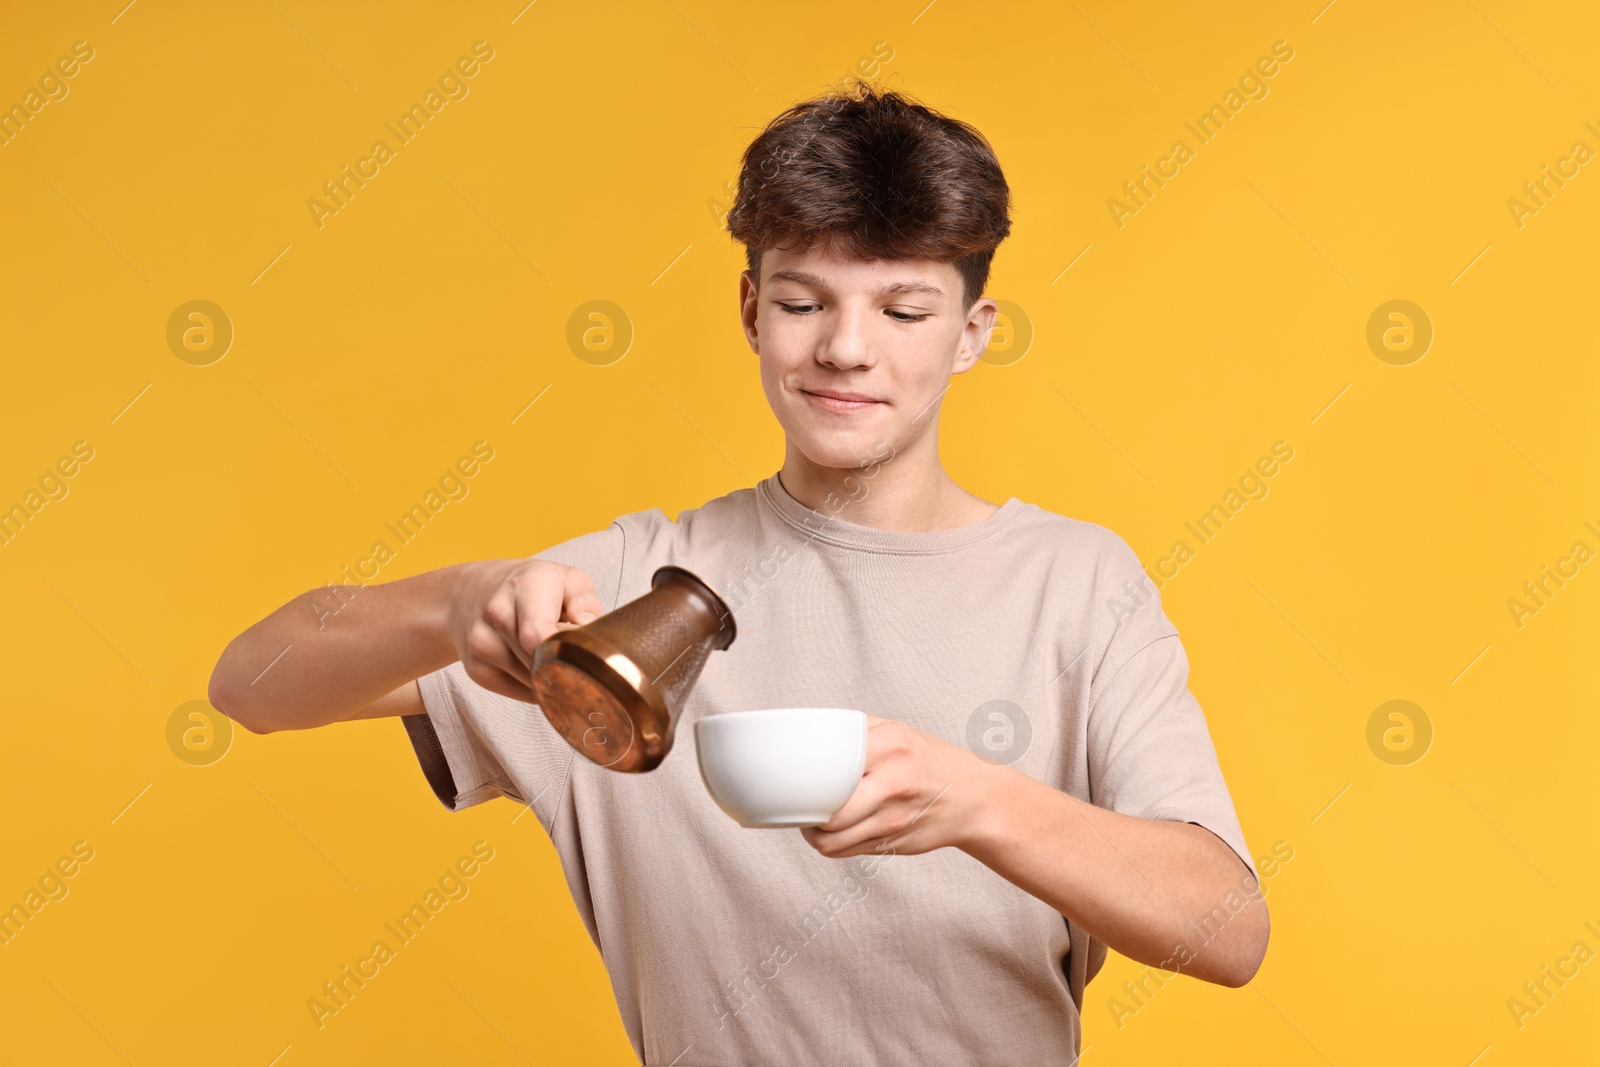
[777,441,1000,533]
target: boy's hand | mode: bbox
[801,715,999,859]
[441,559,604,703]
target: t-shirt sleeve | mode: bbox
[401,521,629,815]
[1083,535,1256,880]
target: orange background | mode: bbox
[1,1,1596,1063]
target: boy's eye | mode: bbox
[777,303,930,323]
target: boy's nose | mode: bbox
[816,312,874,370]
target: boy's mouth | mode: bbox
[801,388,884,413]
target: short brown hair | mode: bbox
[725,81,1011,312]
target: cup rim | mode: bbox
[695,707,866,730]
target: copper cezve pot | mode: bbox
[529,565,736,773]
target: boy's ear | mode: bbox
[953,297,999,374]
[738,269,761,353]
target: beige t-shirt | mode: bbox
[402,471,1254,1066]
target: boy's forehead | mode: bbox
[762,245,956,298]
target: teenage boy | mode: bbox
[211,83,1267,1064]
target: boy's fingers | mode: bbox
[471,620,534,689]
[804,815,893,856]
[474,588,535,686]
[464,650,536,703]
[512,567,567,656]
[813,777,878,833]
[483,588,540,681]
[562,567,604,624]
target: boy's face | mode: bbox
[739,237,998,471]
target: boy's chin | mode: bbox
[790,432,892,471]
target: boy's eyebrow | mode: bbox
[766,268,943,298]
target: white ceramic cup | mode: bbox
[694,708,868,828]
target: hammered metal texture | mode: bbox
[531,566,734,772]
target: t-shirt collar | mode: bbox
[756,470,1027,555]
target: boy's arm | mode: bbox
[802,718,1269,988]
[960,762,1268,986]
[341,677,428,722]
[207,559,604,734]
